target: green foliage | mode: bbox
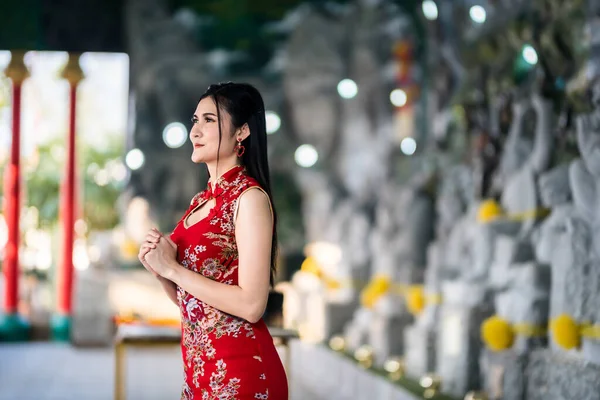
[79,137,125,231]
[23,142,61,229]
[168,0,353,71]
[0,0,41,50]
[0,135,125,232]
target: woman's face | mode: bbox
[189,97,237,164]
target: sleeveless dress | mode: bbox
[170,165,288,400]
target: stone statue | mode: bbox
[434,202,496,397]
[478,87,555,399]
[566,102,600,362]
[533,164,579,323]
[338,167,436,366]
[343,183,419,363]
[490,97,533,197]
[526,86,600,400]
[405,164,473,378]
[282,1,409,349]
[434,84,555,397]
[284,195,370,343]
[525,10,600,400]
[488,88,554,316]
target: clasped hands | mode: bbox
[138,228,179,279]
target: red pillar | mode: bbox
[3,79,23,313]
[0,50,30,342]
[51,53,84,341]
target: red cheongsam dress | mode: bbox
[170,165,288,400]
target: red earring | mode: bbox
[235,137,245,157]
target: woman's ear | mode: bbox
[238,123,251,141]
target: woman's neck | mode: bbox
[207,160,242,186]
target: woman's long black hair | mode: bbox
[199,82,278,286]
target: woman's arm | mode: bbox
[138,228,179,306]
[164,188,273,323]
[157,276,178,306]
[139,229,179,306]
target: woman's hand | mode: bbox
[138,228,163,277]
[138,229,179,305]
[138,228,177,278]
[145,235,179,279]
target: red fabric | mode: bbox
[171,165,288,400]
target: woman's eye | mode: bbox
[205,117,214,123]
[191,118,198,124]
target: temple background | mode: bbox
[1,0,600,399]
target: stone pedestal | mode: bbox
[289,340,420,400]
[0,313,30,342]
[527,349,600,400]
[344,307,371,353]
[583,340,600,365]
[71,269,114,346]
[404,324,437,379]
[369,313,413,366]
[480,349,528,400]
[299,292,357,343]
[436,302,492,397]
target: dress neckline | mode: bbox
[206,164,245,196]
[184,165,245,230]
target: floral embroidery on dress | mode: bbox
[198,258,228,280]
[179,295,257,389]
[201,360,241,400]
[181,319,214,386]
[254,389,269,399]
[184,297,204,319]
[181,380,193,400]
[203,232,238,261]
[201,304,256,339]
[173,165,285,399]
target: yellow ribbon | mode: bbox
[360,275,392,308]
[512,323,547,337]
[507,208,551,221]
[406,285,425,315]
[580,323,600,339]
[359,279,437,314]
[477,199,550,223]
[482,315,548,352]
[425,293,443,305]
[550,314,600,350]
[300,257,343,290]
[301,258,445,312]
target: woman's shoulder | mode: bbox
[233,175,272,220]
[239,173,261,189]
[190,191,204,206]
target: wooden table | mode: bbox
[113,324,181,400]
[114,324,298,400]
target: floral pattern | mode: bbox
[171,165,286,399]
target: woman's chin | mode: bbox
[191,154,205,164]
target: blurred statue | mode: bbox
[405,164,474,378]
[343,185,412,359]
[282,1,408,348]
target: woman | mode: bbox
[138,82,288,400]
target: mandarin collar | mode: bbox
[205,165,245,198]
